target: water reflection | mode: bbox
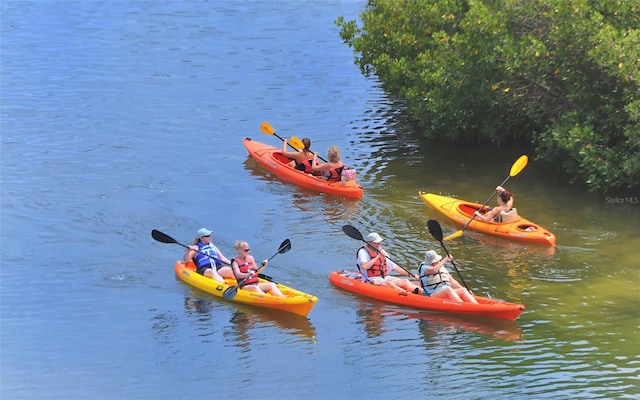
[410,311,523,342]
[183,293,317,345]
[243,156,361,222]
[355,304,388,338]
[353,301,522,342]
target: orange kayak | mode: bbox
[243,138,363,199]
[329,270,525,321]
[419,191,556,246]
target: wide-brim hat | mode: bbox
[424,250,442,265]
[365,232,383,243]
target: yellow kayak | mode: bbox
[419,191,556,246]
[174,261,317,317]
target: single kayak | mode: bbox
[243,137,364,199]
[419,191,556,246]
[329,270,525,321]
[175,261,318,317]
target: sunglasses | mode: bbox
[243,248,250,252]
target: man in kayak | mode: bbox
[473,186,515,222]
[417,251,478,303]
[184,228,232,283]
[357,232,422,294]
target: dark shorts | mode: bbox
[196,266,212,276]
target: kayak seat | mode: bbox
[500,208,518,223]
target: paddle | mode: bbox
[444,154,528,241]
[150,229,276,282]
[427,219,471,292]
[260,121,301,153]
[290,135,329,163]
[341,224,416,279]
[222,239,292,300]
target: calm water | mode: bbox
[1,1,639,399]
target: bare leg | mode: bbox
[204,268,224,283]
[259,282,285,297]
[455,288,478,303]
[394,278,421,294]
[379,280,406,292]
[430,287,463,302]
[217,266,235,279]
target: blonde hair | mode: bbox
[327,146,341,163]
[234,241,248,251]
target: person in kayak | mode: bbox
[281,138,315,174]
[184,228,232,283]
[417,251,478,303]
[230,241,286,297]
[473,186,515,223]
[357,232,422,294]
[311,145,345,182]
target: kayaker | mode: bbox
[311,145,345,182]
[184,228,232,283]
[230,241,286,297]
[357,232,422,294]
[474,186,515,222]
[417,251,478,303]
[281,138,315,174]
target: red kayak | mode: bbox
[329,270,525,321]
[243,138,363,198]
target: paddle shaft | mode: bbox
[223,239,291,300]
[260,122,300,153]
[460,175,512,231]
[426,220,471,292]
[436,239,470,292]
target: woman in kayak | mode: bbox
[417,251,477,303]
[184,228,232,283]
[312,145,345,182]
[473,186,515,222]
[281,137,315,174]
[230,241,286,297]
[357,232,422,294]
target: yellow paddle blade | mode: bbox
[510,155,528,177]
[443,230,464,241]
[260,121,275,135]
[290,136,304,150]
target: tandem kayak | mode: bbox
[329,270,525,321]
[419,191,556,246]
[243,137,364,199]
[175,261,317,317]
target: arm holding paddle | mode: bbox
[345,227,422,294]
[222,239,292,300]
[474,186,515,222]
[444,155,528,241]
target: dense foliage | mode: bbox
[336,0,639,192]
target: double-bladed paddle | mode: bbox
[150,229,277,282]
[427,219,471,292]
[342,224,416,279]
[444,154,528,241]
[260,121,302,153]
[222,238,291,300]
